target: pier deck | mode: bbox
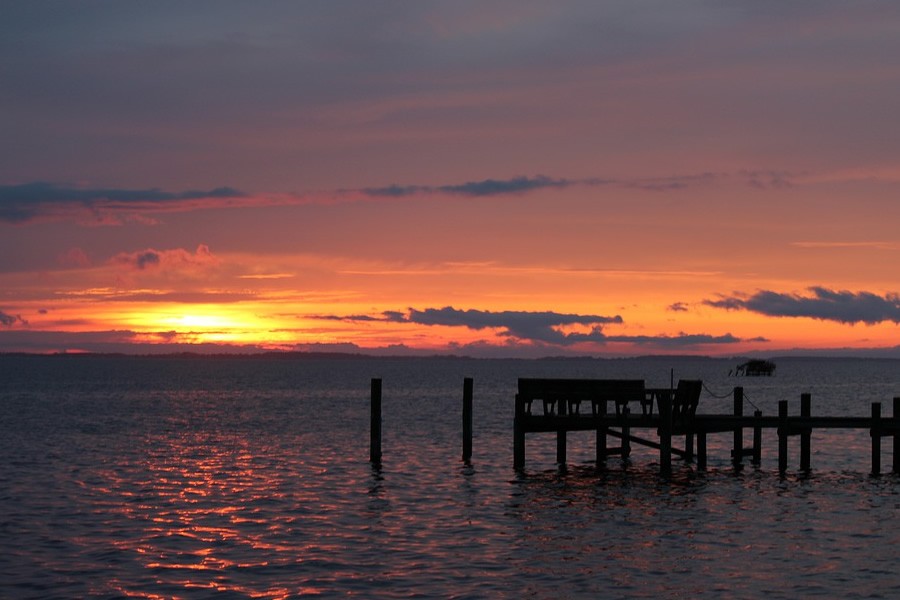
[513,378,900,475]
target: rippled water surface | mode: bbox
[2,355,900,598]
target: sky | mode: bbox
[1,1,900,357]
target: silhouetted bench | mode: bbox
[670,379,703,433]
[517,378,648,418]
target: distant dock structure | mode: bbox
[732,359,776,376]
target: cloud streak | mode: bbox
[363,175,572,198]
[1,170,797,225]
[320,306,750,348]
[705,287,900,325]
[387,306,621,346]
[0,182,246,224]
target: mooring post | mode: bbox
[800,393,811,472]
[778,400,788,474]
[556,396,568,465]
[872,402,882,476]
[596,397,608,465]
[370,378,382,466]
[697,431,707,470]
[659,391,672,476]
[732,387,744,468]
[462,377,473,463]
[893,397,900,473]
[621,405,631,458]
[514,393,525,470]
[752,409,762,466]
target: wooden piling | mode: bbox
[894,397,900,473]
[514,393,525,470]
[621,406,632,458]
[370,378,382,466]
[732,387,744,468]
[596,396,608,465]
[872,402,881,476]
[462,377,473,463]
[697,431,707,470]
[752,409,762,466]
[778,400,788,473]
[557,397,567,465]
[659,391,672,476]
[800,393,811,472]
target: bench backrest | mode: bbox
[517,378,645,403]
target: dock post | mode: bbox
[800,393,811,472]
[659,392,672,476]
[513,394,525,471]
[894,397,900,473]
[462,377,473,464]
[778,400,788,474]
[596,398,608,465]
[514,394,525,470]
[621,405,631,458]
[872,402,882,476]
[370,378,382,466]
[732,387,744,468]
[557,397,567,465]
[752,409,762,466]
[697,430,707,470]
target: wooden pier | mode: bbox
[513,378,900,475]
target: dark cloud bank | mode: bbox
[319,306,750,348]
[706,287,900,325]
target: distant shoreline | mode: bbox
[2,351,899,361]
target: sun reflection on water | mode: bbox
[90,423,320,599]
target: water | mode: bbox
[2,354,900,598]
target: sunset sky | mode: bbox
[2,2,899,357]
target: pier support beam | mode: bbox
[514,394,525,470]
[659,392,672,477]
[462,377,473,464]
[370,378,382,466]
[778,400,788,474]
[732,387,744,469]
[596,399,608,465]
[752,409,762,466]
[697,431,707,470]
[800,393,811,472]
[872,402,882,476]
[894,398,900,474]
[557,399,567,465]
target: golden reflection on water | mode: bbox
[95,427,311,599]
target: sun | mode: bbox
[116,305,292,347]
[170,313,237,329]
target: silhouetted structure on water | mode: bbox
[368,376,900,477]
[732,359,776,376]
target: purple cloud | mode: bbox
[705,287,900,325]
[315,306,750,348]
[0,310,27,327]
